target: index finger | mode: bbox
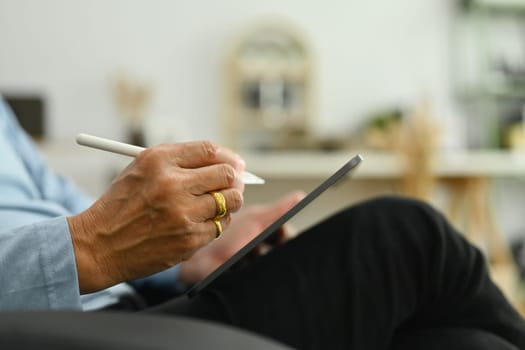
[171,141,245,173]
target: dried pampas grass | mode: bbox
[394,101,441,201]
[112,73,152,132]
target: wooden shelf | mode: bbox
[38,138,525,198]
[471,0,525,12]
[242,150,525,179]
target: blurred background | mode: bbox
[3,0,525,310]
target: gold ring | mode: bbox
[213,219,223,239]
[210,191,227,219]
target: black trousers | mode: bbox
[147,197,525,349]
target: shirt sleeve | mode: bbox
[0,217,82,310]
[0,97,184,306]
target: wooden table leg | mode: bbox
[443,176,520,309]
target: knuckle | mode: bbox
[200,140,218,161]
[220,164,236,186]
[137,146,165,169]
[186,231,208,250]
[184,233,200,249]
[166,205,190,225]
[136,146,156,161]
[147,173,177,203]
[160,203,193,230]
[222,214,232,228]
[229,190,243,211]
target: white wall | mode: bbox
[3,0,525,241]
[0,0,461,147]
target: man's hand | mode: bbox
[67,141,245,293]
[178,191,306,285]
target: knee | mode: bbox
[354,195,437,215]
[346,195,445,229]
[333,195,453,252]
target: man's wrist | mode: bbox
[67,213,112,294]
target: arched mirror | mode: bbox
[222,18,316,151]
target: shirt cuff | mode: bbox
[40,217,83,309]
[0,217,82,310]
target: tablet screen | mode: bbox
[187,154,363,297]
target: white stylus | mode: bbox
[76,133,265,185]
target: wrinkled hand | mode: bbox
[178,191,306,285]
[68,141,245,293]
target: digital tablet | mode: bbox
[187,154,363,297]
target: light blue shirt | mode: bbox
[0,98,182,311]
